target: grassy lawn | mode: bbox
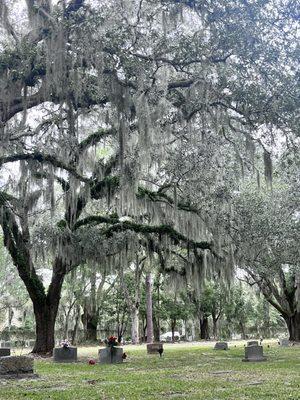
[0,342,299,399]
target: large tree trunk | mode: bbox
[1,206,68,355]
[86,315,98,341]
[199,316,209,340]
[146,273,154,344]
[32,267,65,354]
[283,312,300,341]
[33,303,57,354]
[82,307,98,342]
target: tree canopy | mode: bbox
[0,0,299,352]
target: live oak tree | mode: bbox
[0,0,299,353]
[231,131,300,332]
[232,179,300,341]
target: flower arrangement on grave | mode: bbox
[60,339,71,349]
[106,336,118,348]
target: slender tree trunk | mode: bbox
[239,322,246,340]
[153,316,160,342]
[212,317,218,340]
[146,273,154,344]
[142,320,147,342]
[131,307,139,344]
[283,312,300,341]
[63,309,71,339]
[171,320,176,342]
[117,317,126,343]
[153,275,161,342]
[71,305,81,345]
[262,300,271,338]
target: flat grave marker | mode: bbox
[214,342,229,350]
[147,343,164,355]
[0,356,35,379]
[0,348,11,357]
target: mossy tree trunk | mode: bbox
[246,269,300,342]
[82,271,99,342]
[283,313,300,342]
[1,206,67,354]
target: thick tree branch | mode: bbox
[74,214,212,250]
[78,127,116,153]
[0,152,91,183]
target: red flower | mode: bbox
[88,359,96,365]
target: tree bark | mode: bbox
[239,322,246,340]
[82,307,98,342]
[71,305,81,345]
[171,319,176,342]
[81,271,99,342]
[33,303,57,354]
[212,316,218,339]
[283,312,300,341]
[32,264,65,354]
[131,307,139,344]
[199,316,209,340]
[146,273,154,344]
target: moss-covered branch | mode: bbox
[0,152,91,183]
[74,214,212,250]
[137,187,200,215]
[78,127,116,153]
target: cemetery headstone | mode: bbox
[147,343,164,354]
[0,348,11,357]
[0,356,34,377]
[214,342,229,350]
[53,340,77,363]
[53,346,77,363]
[99,336,124,364]
[247,340,259,346]
[279,338,290,347]
[99,347,124,363]
[1,342,11,348]
[243,345,267,362]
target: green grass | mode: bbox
[1,342,300,399]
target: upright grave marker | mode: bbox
[99,336,124,364]
[53,340,77,363]
[243,345,267,362]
